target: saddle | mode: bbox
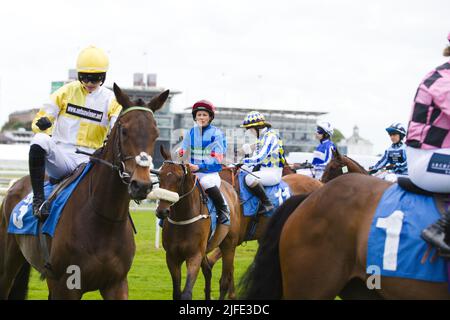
[46,163,88,206]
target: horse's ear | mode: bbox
[332,148,342,160]
[148,90,170,113]
[160,145,172,161]
[113,83,133,110]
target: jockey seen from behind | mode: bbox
[406,33,450,255]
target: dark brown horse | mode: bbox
[321,149,368,183]
[156,147,241,300]
[0,84,169,299]
[240,173,450,299]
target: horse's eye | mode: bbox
[122,128,128,136]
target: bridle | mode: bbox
[160,160,199,201]
[159,160,209,225]
[87,106,159,185]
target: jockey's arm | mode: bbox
[371,150,388,171]
[31,97,61,135]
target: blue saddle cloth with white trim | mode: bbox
[7,163,92,237]
[367,183,448,283]
[238,171,291,217]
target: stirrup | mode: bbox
[33,201,50,221]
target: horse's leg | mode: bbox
[100,279,129,300]
[0,231,28,299]
[46,278,82,300]
[166,254,182,300]
[201,258,212,300]
[219,245,236,300]
[181,253,203,300]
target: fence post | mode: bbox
[154,218,160,249]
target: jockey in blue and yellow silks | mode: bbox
[312,121,336,180]
[240,111,286,214]
[178,100,230,225]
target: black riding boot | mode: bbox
[421,209,450,256]
[29,144,49,221]
[205,186,230,225]
[248,183,274,214]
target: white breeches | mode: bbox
[31,133,92,179]
[195,172,222,190]
[406,146,450,193]
[244,166,283,187]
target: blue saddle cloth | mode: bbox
[238,171,291,217]
[7,163,92,237]
[367,183,448,283]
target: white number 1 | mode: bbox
[375,210,404,271]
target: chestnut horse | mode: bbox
[0,84,169,299]
[240,173,450,299]
[321,149,368,183]
[156,147,241,300]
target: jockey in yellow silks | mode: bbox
[29,46,122,220]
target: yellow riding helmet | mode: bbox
[76,46,109,73]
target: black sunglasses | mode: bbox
[78,73,106,84]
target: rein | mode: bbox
[162,161,210,226]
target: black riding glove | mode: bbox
[36,117,52,131]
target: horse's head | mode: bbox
[155,145,192,219]
[321,149,368,183]
[108,83,169,200]
[321,148,348,183]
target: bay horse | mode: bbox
[219,165,323,243]
[155,146,241,300]
[321,148,368,183]
[0,84,169,299]
[240,173,450,299]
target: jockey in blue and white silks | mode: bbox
[240,111,286,214]
[178,100,230,225]
[312,121,336,180]
[370,123,408,175]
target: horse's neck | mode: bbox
[171,175,203,220]
[89,148,130,221]
[346,158,367,174]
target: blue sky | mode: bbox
[0,0,449,154]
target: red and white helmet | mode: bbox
[192,100,216,120]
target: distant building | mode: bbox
[339,125,373,155]
[8,109,39,124]
[1,129,34,144]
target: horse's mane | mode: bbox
[343,155,368,173]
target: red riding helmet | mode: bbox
[192,100,215,120]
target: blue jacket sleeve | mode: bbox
[372,150,388,170]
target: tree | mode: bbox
[332,128,345,144]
